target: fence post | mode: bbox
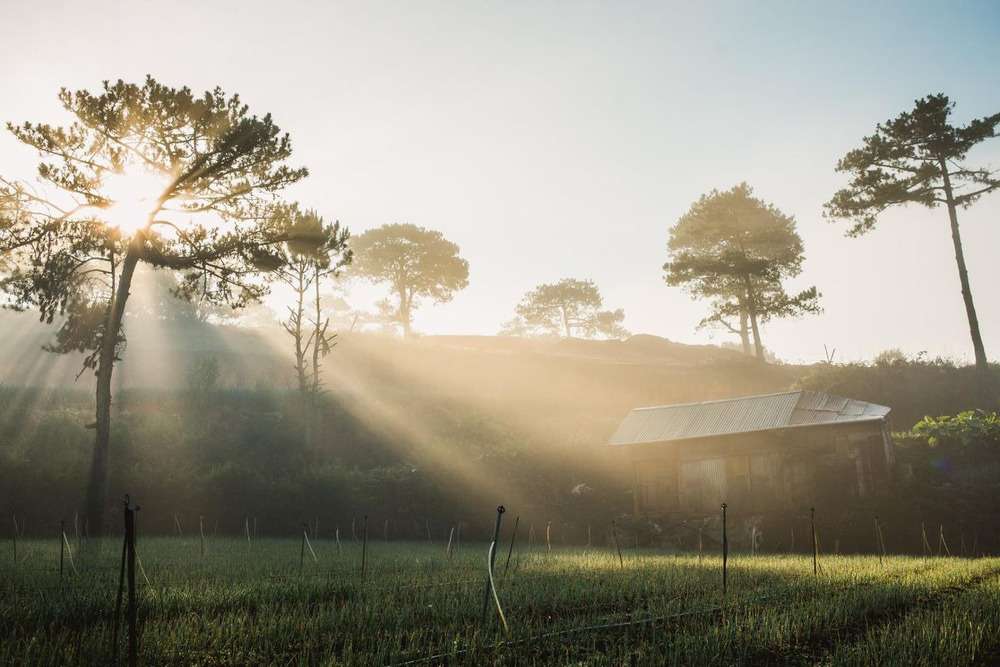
[60,519,65,580]
[361,515,368,580]
[721,503,728,596]
[875,514,882,565]
[481,505,506,625]
[126,497,138,667]
[811,508,818,576]
[199,516,206,558]
[611,520,624,569]
[446,526,455,561]
[545,521,551,553]
[300,523,307,574]
[503,516,519,580]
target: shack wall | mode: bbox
[627,420,890,516]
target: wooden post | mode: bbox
[545,521,552,553]
[611,520,623,569]
[245,517,251,550]
[874,516,883,565]
[698,525,704,563]
[503,516,519,579]
[199,516,206,558]
[481,505,506,625]
[112,500,127,663]
[300,523,307,574]
[383,519,389,543]
[721,503,728,596]
[173,514,183,537]
[446,526,455,560]
[60,520,65,580]
[426,519,432,542]
[126,499,138,667]
[811,508,818,576]
[361,515,368,579]
[336,527,342,556]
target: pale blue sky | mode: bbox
[2,1,999,362]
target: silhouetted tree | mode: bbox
[664,183,820,361]
[277,208,350,396]
[504,278,629,339]
[0,77,309,535]
[825,94,1000,373]
[349,224,468,337]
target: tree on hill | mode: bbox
[276,208,351,397]
[664,183,821,362]
[349,223,468,337]
[0,77,310,535]
[825,94,1000,374]
[502,278,630,339]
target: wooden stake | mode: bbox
[481,505,506,625]
[611,520,624,569]
[199,516,206,558]
[503,516,519,579]
[361,515,368,579]
[722,503,729,595]
[336,527,342,556]
[811,508,818,576]
[545,521,551,553]
[874,516,883,565]
[446,526,455,561]
[60,520,65,580]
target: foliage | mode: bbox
[348,223,468,337]
[665,183,820,359]
[276,207,351,395]
[504,278,630,340]
[825,94,1000,372]
[799,355,1000,428]
[0,76,309,534]
[911,410,1000,448]
[825,94,1000,236]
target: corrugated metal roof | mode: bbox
[608,391,890,446]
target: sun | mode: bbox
[98,168,171,235]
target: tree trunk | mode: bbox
[743,277,765,362]
[398,286,412,338]
[293,269,308,393]
[85,249,139,538]
[940,160,989,373]
[561,306,571,338]
[738,303,751,355]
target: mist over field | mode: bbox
[2,2,1000,665]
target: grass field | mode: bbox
[2,535,999,665]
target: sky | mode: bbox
[1,0,999,364]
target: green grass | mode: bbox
[2,536,998,665]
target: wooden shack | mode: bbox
[609,391,894,516]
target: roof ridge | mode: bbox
[630,390,804,412]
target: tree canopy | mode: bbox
[664,183,820,360]
[349,223,468,337]
[825,94,1000,373]
[0,76,310,533]
[503,278,630,339]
